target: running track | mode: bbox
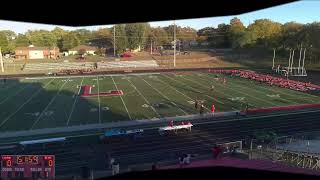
[1,109,320,178]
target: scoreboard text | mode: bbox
[1,155,55,179]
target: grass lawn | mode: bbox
[0,71,319,132]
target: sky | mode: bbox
[0,0,319,34]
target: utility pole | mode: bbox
[173,20,176,68]
[113,26,116,57]
[150,40,153,55]
[272,49,275,70]
[0,47,4,73]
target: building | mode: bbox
[68,45,97,55]
[15,45,59,60]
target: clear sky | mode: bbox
[0,0,319,34]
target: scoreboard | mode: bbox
[1,155,55,179]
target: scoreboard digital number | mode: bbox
[1,155,55,179]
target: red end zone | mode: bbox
[79,85,124,97]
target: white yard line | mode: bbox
[257,84,317,104]
[30,79,69,130]
[140,76,189,115]
[0,79,55,128]
[0,84,31,105]
[251,85,299,104]
[66,77,84,126]
[156,76,212,112]
[111,76,132,120]
[25,72,162,80]
[162,74,232,110]
[199,74,277,107]
[127,79,161,118]
[96,76,101,123]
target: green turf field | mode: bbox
[0,71,319,132]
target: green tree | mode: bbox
[229,17,246,48]
[0,30,16,53]
[247,19,282,48]
[72,29,93,44]
[280,22,303,49]
[113,24,128,54]
[26,30,57,47]
[14,34,30,47]
[61,32,80,51]
[147,27,170,47]
[52,27,68,50]
[0,33,9,54]
[90,28,113,48]
[125,23,149,49]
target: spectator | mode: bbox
[183,154,191,165]
[169,120,174,127]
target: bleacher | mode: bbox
[97,60,159,69]
[23,62,96,71]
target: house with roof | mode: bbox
[68,45,97,55]
[15,45,59,60]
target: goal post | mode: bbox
[0,47,4,73]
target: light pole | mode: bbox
[173,20,176,68]
[0,47,4,72]
[113,26,116,57]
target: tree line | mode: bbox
[0,18,319,59]
[0,23,197,55]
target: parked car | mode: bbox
[121,52,132,58]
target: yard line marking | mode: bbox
[196,73,277,107]
[0,84,32,105]
[250,85,300,104]
[111,76,132,120]
[140,76,189,115]
[254,84,317,104]
[127,79,161,118]
[156,76,212,112]
[66,77,84,126]
[162,74,228,108]
[0,78,55,128]
[217,76,299,105]
[30,79,69,130]
[96,76,101,123]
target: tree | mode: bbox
[280,22,303,49]
[14,34,30,47]
[0,30,16,54]
[247,19,282,48]
[72,29,93,44]
[0,33,9,53]
[26,30,57,47]
[113,24,128,54]
[215,23,231,48]
[125,23,150,49]
[90,28,113,48]
[164,25,197,42]
[61,32,80,51]
[52,27,68,50]
[229,17,246,48]
[147,27,170,47]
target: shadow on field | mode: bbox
[0,77,127,133]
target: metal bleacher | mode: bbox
[97,60,159,69]
[23,62,95,71]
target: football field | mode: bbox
[0,71,319,132]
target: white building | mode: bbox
[68,45,97,55]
